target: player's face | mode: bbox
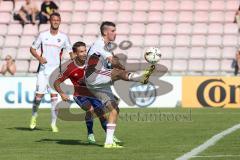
[106,26,116,41]
[75,46,87,61]
[50,15,61,30]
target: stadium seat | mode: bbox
[204,59,220,71]
[159,35,175,47]
[144,35,159,46]
[222,35,238,46]
[89,0,104,11]
[188,59,204,71]
[69,24,84,35]
[207,35,222,46]
[174,47,189,59]
[117,11,132,23]
[7,24,22,36]
[195,1,210,11]
[208,23,223,35]
[222,47,237,59]
[210,1,225,11]
[148,11,162,23]
[224,24,238,34]
[178,12,193,23]
[61,12,72,23]
[15,60,29,73]
[119,0,133,11]
[224,11,236,23]
[102,12,117,22]
[134,0,149,11]
[175,35,190,46]
[75,1,89,11]
[117,23,130,35]
[149,0,164,11]
[29,60,39,72]
[160,47,174,59]
[164,0,179,11]
[126,47,142,59]
[177,23,192,34]
[132,11,147,23]
[193,23,208,35]
[84,23,99,35]
[206,47,221,59]
[0,1,13,12]
[226,0,239,11]
[39,24,49,32]
[172,59,187,72]
[17,47,33,60]
[145,23,161,35]
[1,48,17,59]
[191,35,206,46]
[0,24,7,35]
[128,35,144,46]
[221,60,233,72]
[14,1,25,11]
[82,35,97,46]
[0,36,4,47]
[189,47,205,59]
[114,35,128,47]
[130,23,145,35]
[72,12,86,23]
[163,11,178,23]
[104,1,119,11]
[19,36,35,47]
[161,23,176,35]
[4,36,19,47]
[160,59,172,71]
[87,11,102,23]
[0,12,11,23]
[70,36,82,45]
[180,0,194,11]
[23,24,38,36]
[59,0,73,12]
[209,11,224,23]
[194,12,209,23]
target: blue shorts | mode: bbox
[73,96,103,109]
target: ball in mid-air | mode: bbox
[144,47,161,64]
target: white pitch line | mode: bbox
[192,155,240,158]
[176,123,240,160]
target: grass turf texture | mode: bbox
[0,108,240,160]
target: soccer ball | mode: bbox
[144,47,161,64]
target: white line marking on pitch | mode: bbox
[176,123,240,160]
[192,155,240,158]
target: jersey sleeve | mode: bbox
[31,33,42,49]
[63,35,73,54]
[56,64,70,83]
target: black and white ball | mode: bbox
[144,47,162,64]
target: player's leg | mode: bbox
[50,93,59,132]
[73,96,96,143]
[30,72,47,129]
[111,66,155,84]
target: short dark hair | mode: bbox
[72,41,86,52]
[50,12,61,19]
[100,21,116,36]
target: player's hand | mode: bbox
[60,93,70,101]
[39,57,47,64]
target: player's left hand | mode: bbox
[60,93,70,101]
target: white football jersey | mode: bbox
[32,30,72,74]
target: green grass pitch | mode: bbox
[0,108,240,160]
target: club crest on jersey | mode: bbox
[57,39,61,42]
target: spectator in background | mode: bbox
[39,0,58,24]
[1,55,16,75]
[234,7,240,33]
[13,0,39,25]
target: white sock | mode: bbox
[128,72,144,82]
[32,97,42,117]
[105,123,116,144]
[51,97,58,126]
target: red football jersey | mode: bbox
[56,61,94,97]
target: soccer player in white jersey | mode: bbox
[29,12,73,132]
[85,21,154,148]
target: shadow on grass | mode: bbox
[36,138,103,147]
[6,127,49,131]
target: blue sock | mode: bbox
[86,120,93,135]
[100,118,107,132]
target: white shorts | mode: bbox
[35,71,57,94]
